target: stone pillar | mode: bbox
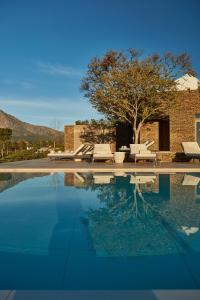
[169,91,200,152]
[64,125,74,151]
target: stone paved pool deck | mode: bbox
[0,158,200,173]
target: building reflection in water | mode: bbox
[64,172,200,257]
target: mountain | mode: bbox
[0,173,48,193]
[0,110,64,142]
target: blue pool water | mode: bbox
[0,172,200,290]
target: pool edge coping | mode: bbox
[0,167,200,173]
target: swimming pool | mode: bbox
[0,172,200,290]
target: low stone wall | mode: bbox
[156,151,174,162]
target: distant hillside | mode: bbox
[0,110,64,142]
[0,173,48,193]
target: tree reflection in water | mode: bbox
[82,174,160,219]
[79,174,185,257]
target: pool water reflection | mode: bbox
[0,172,200,289]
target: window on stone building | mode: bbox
[195,115,200,145]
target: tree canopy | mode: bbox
[0,128,12,142]
[81,49,195,143]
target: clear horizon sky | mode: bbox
[0,0,199,131]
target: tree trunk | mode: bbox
[6,143,9,155]
[133,123,143,144]
[133,127,140,144]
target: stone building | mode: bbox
[64,75,200,161]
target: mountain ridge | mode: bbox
[0,110,64,142]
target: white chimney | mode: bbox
[176,74,200,91]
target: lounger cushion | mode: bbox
[130,144,151,154]
[182,142,200,155]
[94,144,112,154]
[130,144,140,154]
[140,144,148,151]
[182,175,200,186]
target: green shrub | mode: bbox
[0,150,48,163]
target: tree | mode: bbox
[76,118,116,144]
[0,128,12,157]
[75,119,90,125]
[81,49,194,143]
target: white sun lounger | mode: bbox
[182,142,200,160]
[129,144,157,163]
[93,173,114,184]
[74,172,85,183]
[144,140,155,148]
[92,144,114,162]
[181,226,199,236]
[130,175,156,184]
[182,174,200,186]
[130,144,151,155]
[48,144,90,160]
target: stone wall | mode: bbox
[140,122,159,150]
[64,124,115,151]
[139,90,200,154]
[74,125,85,150]
[169,90,200,152]
[64,125,74,151]
[64,173,85,187]
[64,125,85,151]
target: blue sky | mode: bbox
[0,0,199,130]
